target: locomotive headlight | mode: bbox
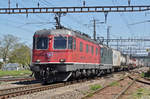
[59,59,65,62]
[36,59,40,63]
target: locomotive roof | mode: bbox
[35,29,99,44]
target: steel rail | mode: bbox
[82,75,129,99]
[0,82,64,99]
[0,77,34,82]
[0,84,41,95]
[142,77,150,81]
[0,71,125,99]
[82,70,144,99]
[0,70,145,99]
[0,79,88,99]
[129,76,150,85]
[114,75,150,99]
[114,79,135,99]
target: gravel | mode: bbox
[0,81,26,90]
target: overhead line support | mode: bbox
[103,39,150,42]
[0,5,150,14]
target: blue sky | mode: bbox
[0,0,150,54]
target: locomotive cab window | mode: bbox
[35,37,49,49]
[54,36,67,49]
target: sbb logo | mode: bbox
[46,52,53,58]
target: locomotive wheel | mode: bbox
[34,72,41,80]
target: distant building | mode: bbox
[2,63,22,71]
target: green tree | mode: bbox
[0,34,19,64]
[9,44,31,68]
[0,62,3,69]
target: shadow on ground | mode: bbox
[12,80,41,85]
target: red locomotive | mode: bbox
[30,17,144,83]
[31,28,101,83]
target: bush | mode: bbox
[141,70,150,78]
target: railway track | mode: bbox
[113,77,136,99]
[0,77,94,99]
[0,68,148,99]
[83,69,150,99]
[0,82,63,99]
[114,75,150,99]
[82,74,130,99]
[0,77,34,82]
[0,71,125,99]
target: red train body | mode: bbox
[31,28,143,83]
[32,34,100,64]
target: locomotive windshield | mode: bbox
[35,37,49,49]
[54,36,73,49]
[54,36,67,49]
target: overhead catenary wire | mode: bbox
[1,0,150,54]
[0,0,52,43]
[111,0,133,36]
[36,0,92,35]
[15,0,54,27]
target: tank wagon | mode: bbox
[30,28,144,83]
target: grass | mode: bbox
[132,88,150,98]
[85,81,119,98]
[109,81,120,87]
[82,84,102,98]
[90,84,102,91]
[86,93,94,97]
[141,70,150,78]
[0,70,32,77]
